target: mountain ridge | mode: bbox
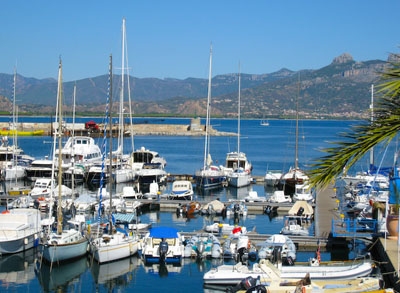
[0,53,390,119]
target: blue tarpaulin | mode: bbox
[149,227,179,238]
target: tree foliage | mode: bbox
[309,53,400,188]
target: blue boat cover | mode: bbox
[149,227,179,238]
[113,213,135,223]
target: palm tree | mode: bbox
[309,53,400,189]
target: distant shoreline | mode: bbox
[0,122,236,137]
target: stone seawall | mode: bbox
[0,122,236,136]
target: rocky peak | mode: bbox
[332,53,354,64]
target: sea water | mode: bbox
[0,118,374,292]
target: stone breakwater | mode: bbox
[0,122,236,136]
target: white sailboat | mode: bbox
[90,53,139,264]
[279,75,309,195]
[195,45,226,190]
[113,17,135,184]
[226,65,252,188]
[0,69,29,181]
[40,59,89,264]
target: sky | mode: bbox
[1,0,400,82]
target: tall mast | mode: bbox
[56,59,63,235]
[369,84,374,167]
[118,18,126,155]
[237,63,241,167]
[295,74,300,170]
[203,44,212,169]
[108,55,114,231]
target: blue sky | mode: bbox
[1,1,399,82]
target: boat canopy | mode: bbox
[149,227,179,238]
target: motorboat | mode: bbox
[226,167,252,188]
[244,191,267,202]
[56,136,102,185]
[130,146,167,172]
[222,234,255,262]
[142,181,160,200]
[136,163,168,192]
[167,180,193,200]
[141,226,185,264]
[204,222,247,236]
[287,200,314,220]
[183,233,221,259]
[264,170,283,187]
[0,208,41,254]
[201,199,226,216]
[280,216,310,236]
[25,157,55,182]
[258,234,296,264]
[203,259,380,292]
[226,201,248,218]
[292,182,314,203]
[176,201,202,217]
[267,190,291,204]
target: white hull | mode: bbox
[91,232,139,264]
[203,257,374,285]
[227,171,251,188]
[0,208,41,254]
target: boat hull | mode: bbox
[41,238,88,263]
[91,234,139,264]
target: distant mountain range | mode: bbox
[0,53,390,119]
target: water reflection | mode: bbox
[91,255,140,286]
[0,248,36,285]
[35,256,88,291]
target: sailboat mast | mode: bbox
[237,63,241,167]
[203,45,212,169]
[295,75,299,170]
[369,84,374,167]
[118,18,126,155]
[56,59,63,235]
[71,84,76,201]
[12,68,17,148]
[108,55,114,231]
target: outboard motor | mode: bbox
[285,255,295,266]
[264,205,272,214]
[197,241,205,258]
[297,206,304,216]
[272,246,282,264]
[226,276,263,293]
[159,239,169,263]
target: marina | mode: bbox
[0,117,398,292]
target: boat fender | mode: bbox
[24,238,28,245]
[34,233,38,240]
[86,244,90,252]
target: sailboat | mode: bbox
[90,54,140,264]
[0,69,31,182]
[279,75,309,195]
[260,115,270,126]
[40,59,89,264]
[195,45,226,190]
[113,17,135,184]
[226,65,252,188]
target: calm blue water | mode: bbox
[1,118,375,292]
